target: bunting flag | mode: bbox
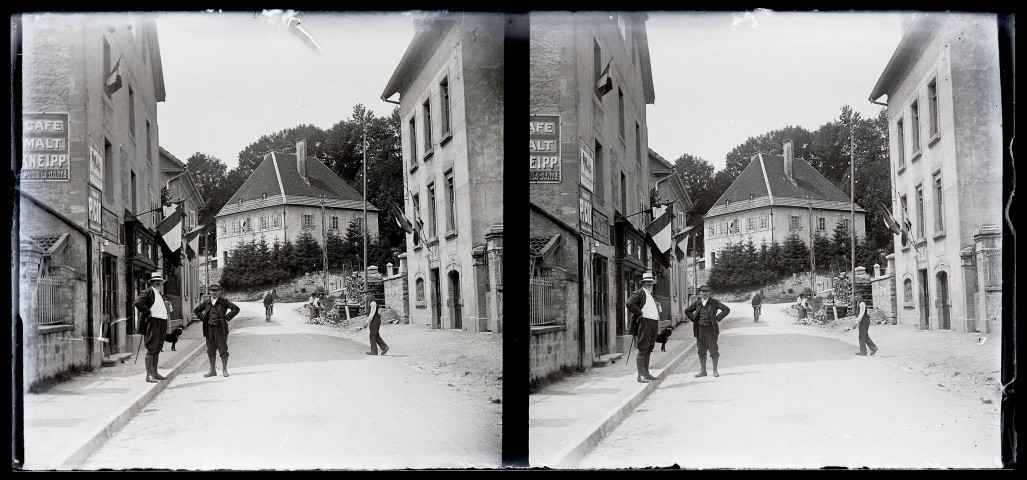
[646,203,674,254]
[594,58,613,97]
[104,56,123,96]
[156,203,183,253]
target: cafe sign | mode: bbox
[22,113,70,181]
[579,140,594,193]
[88,186,102,233]
[89,136,103,188]
[529,115,560,183]
[579,188,593,236]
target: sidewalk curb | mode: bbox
[56,329,208,470]
[551,334,699,469]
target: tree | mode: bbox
[294,231,323,274]
[186,153,230,254]
[781,232,810,275]
[723,125,816,181]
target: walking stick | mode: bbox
[626,334,636,361]
[134,318,147,364]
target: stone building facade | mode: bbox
[17,13,168,389]
[381,12,505,334]
[529,12,656,381]
[869,13,1004,334]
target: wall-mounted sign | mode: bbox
[102,206,120,244]
[579,188,593,236]
[579,140,594,193]
[530,115,560,183]
[88,136,103,189]
[88,186,102,233]
[22,113,70,181]
[593,208,610,245]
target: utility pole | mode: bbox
[808,196,815,295]
[321,195,328,297]
[204,228,210,295]
[849,115,856,309]
[362,115,369,300]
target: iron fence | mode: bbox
[37,276,63,325]
[529,276,555,326]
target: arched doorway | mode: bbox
[936,271,950,330]
[449,270,462,330]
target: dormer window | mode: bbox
[750,194,755,201]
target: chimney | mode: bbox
[783,140,795,184]
[296,138,308,182]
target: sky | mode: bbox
[155,10,420,170]
[645,10,907,171]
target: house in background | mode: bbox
[648,148,694,325]
[158,147,204,328]
[868,13,1003,334]
[703,140,867,278]
[214,139,379,276]
[381,12,505,334]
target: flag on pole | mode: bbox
[105,55,123,96]
[157,203,183,252]
[594,58,613,97]
[879,203,903,236]
[646,203,674,254]
[390,201,422,246]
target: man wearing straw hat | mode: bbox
[134,271,172,383]
[625,271,661,383]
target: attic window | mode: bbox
[725,200,730,205]
[262,193,267,201]
[750,194,755,201]
[238,198,243,205]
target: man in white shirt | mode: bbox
[134,271,171,383]
[625,272,661,383]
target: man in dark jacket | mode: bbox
[193,284,240,377]
[625,272,661,383]
[684,284,731,377]
[134,271,171,383]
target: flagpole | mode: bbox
[363,115,369,300]
[849,115,856,309]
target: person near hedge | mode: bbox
[846,293,878,356]
[796,293,810,321]
[308,292,323,320]
[684,283,731,378]
[263,289,275,322]
[193,283,240,377]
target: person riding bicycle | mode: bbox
[751,290,763,323]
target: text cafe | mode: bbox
[530,115,560,183]
[22,113,70,181]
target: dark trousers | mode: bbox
[857,318,876,353]
[144,318,168,372]
[265,304,274,315]
[635,317,659,354]
[205,324,229,359]
[369,318,388,353]
[696,323,719,359]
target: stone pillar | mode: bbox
[485,224,503,334]
[873,263,881,278]
[974,225,1001,335]
[398,253,408,274]
[960,246,978,332]
[386,263,394,276]
[885,253,895,277]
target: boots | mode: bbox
[712,356,720,377]
[144,357,158,383]
[694,355,708,377]
[203,356,217,377]
[152,355,167,380]
[222,357,230,377]
[636,355,650,383]
[643,352,657,380]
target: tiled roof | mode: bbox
[706,153,864,218]
[529,236,552,256]
[32,235,60,251]
[218,152,377,217]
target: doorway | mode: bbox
[430,268,441,329]
[449,270,462,330]
[592,255,609,356]
[918,269,930,329]
[937,271,951,330]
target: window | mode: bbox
[635,122,641,165]
[231,220,240,235]
[130,171,137,214]
[718,222,727,236]
[128,86,135,137]
[260,216,269,230]
[595,140,605,203]
[303,214,314,229]
[146,120,152,164]
[242,218,252,233]
[818,217,826,231]
[220,223,227,237]
[789,215,802,231]
[900,194,910,246]
[422,98,433,157]
[729,219,739,234]
[412,193,421,231]
[272,214,281,229]
[409,117,417,163]
[354,217,363,232]
[445,170,456,232]
[759,215,768,230]
[103,38,112,98]
[927,78,939,139]
[710,251,717,267]
[747,217,754,231]
[903,278,913,305]
[330,216,339,231]
[933,174,944,233]
[896,118,905,166]
[911,100,921,155]
[428,182,438,238]
[620,172,627,215]
[841,218,850,234]
[439,77,451,140]
[915,184,925,239]
[618,88,625,138]
[593,38,602,99]
[708,225,715,238]
[103,139,114,203]
[638,189,645,224]
[415,277,426,305]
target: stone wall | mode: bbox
[383,271,409,324]
[870,257,898,324]
[530,326,579,382]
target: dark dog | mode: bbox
[162,326,184,351]
[655,327,673,352]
